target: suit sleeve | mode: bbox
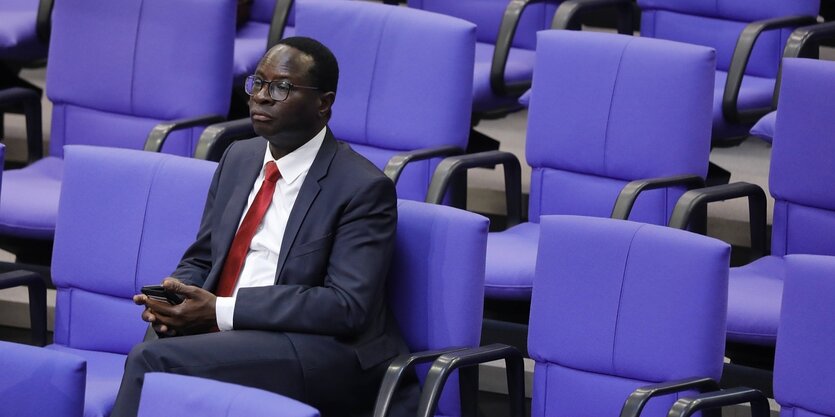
[233,175,397,336]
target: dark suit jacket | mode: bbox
[171,129,407,400]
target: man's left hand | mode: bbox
[145,278,218,335]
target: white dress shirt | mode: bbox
[215,127,327,330]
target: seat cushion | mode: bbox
[472,42,535,113]
[750,110,776,143]
[712,71,775,141]
[484,222,539,300]
[46,344,128,417]
[233,21,270,78]
[0,157,63,239]
[0,0,47,61]
[726,255,785,345]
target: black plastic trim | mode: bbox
[551,0,636,34]
[267,0,294,50]
[620,377,721,417]
[193,118,256,161]
[667,387,770,417]
[772,21,835,107]
[0,270,47,346]
[0,87,43,163]
[143,114,225,153]
[491,0,552,97]
[36,0,55,43]
[383,146,463,184]
[610,174,704,221]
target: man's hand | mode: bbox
[133,277,218,336]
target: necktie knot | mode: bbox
[264,161,280,183]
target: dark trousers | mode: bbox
[110,328,416,417]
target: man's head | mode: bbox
[247,36,338,158]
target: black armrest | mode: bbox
[372,347,470,417]
[610,174,705,220]
[266,0,294,50]
[551,0,636,34]
[383,146,463,184]
[0,87,43,163]
[193,118,256,161]
[723,15,818,124]
[0,270,48,346]
[36,0,55,43]
[418,344,525,417]
[490,0,551,97]
[143,114,226,153]
[425,151,523,227]
[772,21,835,107]
[668,182,768,259]
[620,377,720,417]
[667,387,770,417]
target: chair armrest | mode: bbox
[383,146,463,184]
[667,387,770,417]
[425,151,523,226]
[491,0,553,97]
[193,118,256,161]
[417,344,525,417]
[267,0,294,50]
[372,347,470,417]
[0,87,43,163]
[144,114,226,153]
[36,0,55,43]
[0,270,48,346]
[619,377,720,417]
[723,15,818,124]
[771,21,835,107]
[668,182,768,258]
[551,0,636,33]
[610,174,705,220]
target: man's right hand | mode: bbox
[134,278,181,337]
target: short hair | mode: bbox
[275,36,339,94]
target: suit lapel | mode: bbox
[274,129,337,282]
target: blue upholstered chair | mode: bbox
[428,30,715,301]
[416,216,730,417]
[551,0,818,146]
[233,0,295,82]
[0,340,86,417]
[0,146,216,417]
[373,200,488,417]
[138,373,320,417]
[0,0,233,265]
[667,254,835,417]
[0,0,50,63]
[199,0,476,202]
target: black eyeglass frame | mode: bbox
[244,75,320,102]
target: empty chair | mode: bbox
[138,373,319,417]
[667,254,835,417]
[0,145,216,417]
[428,30,715,301]
[0,340,86,417]
[416,216,730,417]
[0,0,234,265]
[373,200,488,417]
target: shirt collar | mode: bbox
[262,126,327,184]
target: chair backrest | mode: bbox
[45,0,235,157]
[295,0,475,201]
[50,146,216,354]
[388,200,488,417]
[138,373,320,417]
[406,0,557,50]
[638,0,818,76]
[768,58,835,257]
[529,215,729,417]
[526,31,714,225]
[0,340,86,417]
[775,255,835,417]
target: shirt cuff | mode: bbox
[215,296,236,331]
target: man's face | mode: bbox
[249,45,322,146]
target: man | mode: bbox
[110,37,412,417]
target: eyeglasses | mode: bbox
[244,76,320,102]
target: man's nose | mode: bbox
[252,84,273,103]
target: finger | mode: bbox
[142,310,156,323]
[163,278,192,296]
[133,294,148,305]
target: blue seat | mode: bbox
[138,373,320,417]
[233,0,295,82]
[0,0,49,63]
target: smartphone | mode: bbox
[141,285,185,305]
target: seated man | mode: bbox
[111,37,412,417]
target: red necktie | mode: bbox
[215,161,281,297]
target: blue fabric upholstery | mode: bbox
[487,31,715,300]
[750,110,777,143]
[296,0,475,201]
[727,58,835,345]
[0,341,86,417]
[529,216,729,417]
[138,373,320,417]
[233,0,296,80]
[0,0,47,61]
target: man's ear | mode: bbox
[319,91,336,118]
